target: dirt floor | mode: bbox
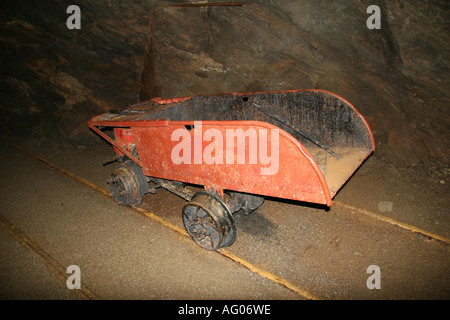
[0,135,449,300]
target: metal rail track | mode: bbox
[0,214,98,300]
[3,142,449,300]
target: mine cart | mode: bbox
[88,89,375,250]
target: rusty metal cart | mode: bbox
[88,89,375,250]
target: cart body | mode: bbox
[89,89,374,207]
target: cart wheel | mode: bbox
[108,160,148,206]
[182,192,236,251]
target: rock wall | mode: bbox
[0,0,152,145]
[0,0,448,168]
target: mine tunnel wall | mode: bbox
[0,0,448,169]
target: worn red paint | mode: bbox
[88,89,375,207]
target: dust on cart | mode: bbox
[89,89,375,250]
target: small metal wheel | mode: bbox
[182,192,236,251]
[108,160,148,206]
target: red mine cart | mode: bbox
[88,89,375,250]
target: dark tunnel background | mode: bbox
[0,0,448,173]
